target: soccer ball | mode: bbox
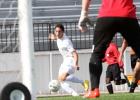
[48,80,61,92]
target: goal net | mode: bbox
[0,0,35,99]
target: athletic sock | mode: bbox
[60,82,78,94]
[66,75,83,83]
[106,83,113,94]
[89,62,102,90]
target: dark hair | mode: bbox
[55,23,64,32]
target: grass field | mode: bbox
[37,92,140,100]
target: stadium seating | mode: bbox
[0,0,140,22]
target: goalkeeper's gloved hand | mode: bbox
[78,11,93,32]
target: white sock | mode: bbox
[66,75,83,83]
[60,82,77,94]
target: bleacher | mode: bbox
[0,0,139,23]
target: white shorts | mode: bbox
[58,57,75,75]
[58,64,75,76]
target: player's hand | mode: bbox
[78,11,93,32]
[120,68,124,73]
[118,60,124,67]
[76,66,80,70]
[48,33,56,40]
[74,65,80,70]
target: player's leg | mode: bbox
[106,66,113,94]
[112,63,126,85]
[64,66,89,91]
[120,18,140,93]
[112,64,121,85]
[60,82,79,96]
[127,54,138,91]
[66,74,83,83]
[130,61,140,93]
[85,17,117,98]
[58,65,79,96]
[130,54,138,70]
[66,74,89,91]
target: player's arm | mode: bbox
[78,0,93,32]
[48,33,57,40]
[72,50,79,70]
[120,39,128,56]
[81,0,91,12]
[102,57,106,63]
[118,39,128,64]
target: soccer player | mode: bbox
[48,24,89,96]
[78,0,140,98]
[119,39,140,93]
[102,42,126,94]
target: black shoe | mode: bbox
[115,79,126,85]
[106,84,113,94]
[129,82,137,93]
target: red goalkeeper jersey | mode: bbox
[98,0,136,18]
[102,43,123,68]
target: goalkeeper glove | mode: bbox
[78,11,93,32]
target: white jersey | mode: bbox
[57,34,75,66]
[57,34,74,58]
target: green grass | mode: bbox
[37,92,140,100]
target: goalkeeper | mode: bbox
[78,0,140,98]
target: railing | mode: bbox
[0,21,124,53]
[33,21,96,52]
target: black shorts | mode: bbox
[93,17,140,59]
[106,63,121,81]
[131,54,138,70]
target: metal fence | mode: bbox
[0,21,123,53]
[0,24,19,53]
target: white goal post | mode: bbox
[18,0,36,100]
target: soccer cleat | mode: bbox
[83,88,100,98]
[129,82,137,93]
[83,80,89,91]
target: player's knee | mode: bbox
[89,54,102,69]
[114,80,120,85]
[58,73,68,81]
[90,53,102,65]
[137,58,140,62]
[58,76,65,81]
[89,52,103,76]
[89,62,102,75]
[113,77,120,84]
[114,78,121,85]
[106,78,111,84]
